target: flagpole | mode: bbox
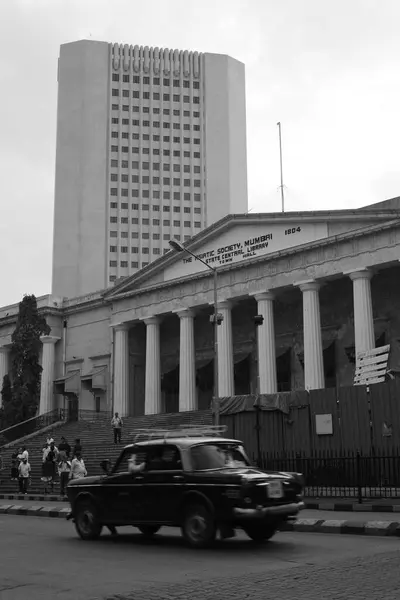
[277,122,285,213]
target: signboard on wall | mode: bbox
[315,414,333,435]
[163,221,329,281]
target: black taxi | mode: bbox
[66,426,305,548]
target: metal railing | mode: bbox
[0,409,66,447]
[255,450,400,502]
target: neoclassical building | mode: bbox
[1,201,400,418]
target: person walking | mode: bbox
[18,457,31,494]
[19,446,29,461]
[16,447,25,463]
[10,450,19,490]
[70,453,87,480]
[58,437,71,458]
[111,412,123,444]
[73,438,82,457]
[58,453,71,497]
[41,442,58,494]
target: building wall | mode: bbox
[52,40,110,299]
[203,53,248,222]
[55,304,112,411]
[327,219,380,236]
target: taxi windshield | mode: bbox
[190,443,250,471]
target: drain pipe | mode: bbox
[62,319,67,376]
[62,319,67,416]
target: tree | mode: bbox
[0,373,13,428]
[9,295,51,424]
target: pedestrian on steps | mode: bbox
[18,457,31,494]
[58,437,71,458]
[111,412,123,444]
[10,450,19,489]
[73,439,82,457]
[41,442,58,494]
[58,452,71,497]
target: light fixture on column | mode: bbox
[169,240,222,425]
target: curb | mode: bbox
[2,494,400,513]
[280,517,400,537]
[0,494,66,502]
[2,504,400,537]
[0,504,71,518]
[304,501,400,513]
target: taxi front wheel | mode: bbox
[74,500,103,541]
[182,503,216,549]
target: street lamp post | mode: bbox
[169,240,222,425]
[254,314,264,467]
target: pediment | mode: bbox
[105,208,400,299]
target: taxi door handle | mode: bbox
[135,476,144,481]
[173,475,184,481]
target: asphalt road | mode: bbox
[1,515,400,600]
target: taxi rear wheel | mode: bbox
[74,500,103,541]
[182,503,216,549]
[137,525,161,537]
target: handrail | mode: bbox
[133,425,228,442]
[0,409,66,447]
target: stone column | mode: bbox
[113,323,130,417]
[39,336,60,415]
[176,309,196,412]
[299,281,325,390]
[217,301,235,397]
[348,269,375,355]
[144,317,161,415]
[254,292,278,394]
[0,347,10,409]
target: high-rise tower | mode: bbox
[52,40,248,297]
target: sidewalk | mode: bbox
[2,497,400,538]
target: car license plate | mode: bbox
[267,481,283,498]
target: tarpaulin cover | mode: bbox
[219,392,290,415]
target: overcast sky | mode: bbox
[1,0,399,307]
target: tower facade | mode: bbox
[52,40,248,297]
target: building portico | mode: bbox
[107,265,398,417]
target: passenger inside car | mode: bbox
[128,453,146,474]
[148,446,182,470]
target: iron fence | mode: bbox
[253,450,400,502]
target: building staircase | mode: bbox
[0,410,212,494]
